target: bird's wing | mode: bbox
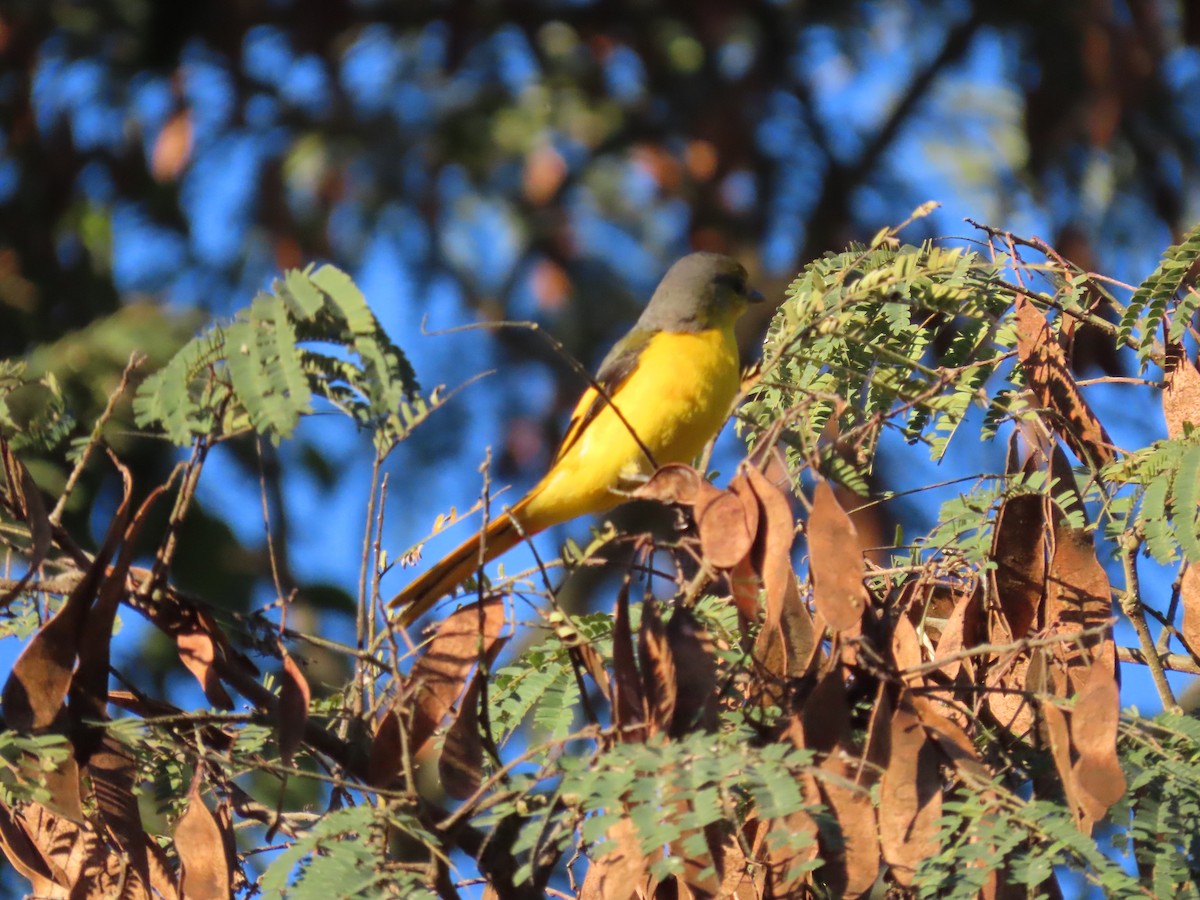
[550,327,654,465]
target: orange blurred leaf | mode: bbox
[522,144,567,205]
[151,109,193,183]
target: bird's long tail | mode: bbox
[391,499,534,625]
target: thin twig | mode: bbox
[422,318,658,468]
[51,352,145,524]
[353,448,386,724]
[1119,534,1179,710]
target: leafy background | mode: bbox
[2,0,1200,895]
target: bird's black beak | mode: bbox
[747,287,766,304]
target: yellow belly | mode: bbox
[518,326,740,531]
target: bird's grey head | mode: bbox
[637,252,762,333]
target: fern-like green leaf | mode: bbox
[135,265,426,449]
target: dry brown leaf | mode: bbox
[1014,296,1116,466]
[808,480,866,632]
[742,464,800,626]
[862,683,893,774]
[992,493,1048,640]
[817,757,880,897]
[927,588,984,727]
[892,614,924,686]
[611,584,645,742]
[757,572,819,683]
[440,636,509,800]
[86,736,151,898]
[0,450,53,606]
[1163,351,1200,439]
[696,478,758,569]
[1070,663,1125,831]
[666,799,727,899]
[666,608,718,736]
[766,719,822,896]
[175,781,232,900]
[1040,701,1084,831]
[1044,515,1112,692]
[575,640,611,697]
[277,651,311,766]
[10,800,142,898]
[638,598,676,735]
[3,467,132,731]
[0,801,60,896]
[125,571,258,711]
[880,700,942,886]
[405,597,506,754]
[177,631,235,710]
[1182,564,1200,655]
[632,463,703,506]
[987,653,1036,740]
[73,472,161,747]
[579,817,647,900]
[440,668,487,801]
[147,839,180,900]
[931,589,983,675]
[728,555,761,621]
[801,672,879,897]
[802,669,853,753]
[909,696,986,777]
[367,710,403,789]
[717,829,766,900]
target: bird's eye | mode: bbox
[712,272,746,293]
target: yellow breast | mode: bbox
[519,326,741,530]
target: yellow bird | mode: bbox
[389,252,763,623]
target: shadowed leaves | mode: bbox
[371,597,506,788]
[440,636,508,800]
[579,818,647,900]
[175,778,233,900]
[880,699,942,886]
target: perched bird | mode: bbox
[390,252,763,623]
